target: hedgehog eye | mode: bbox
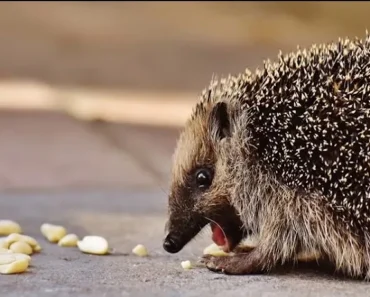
[195,168,213,189]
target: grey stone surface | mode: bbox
[91,121,180,186]
[0,110,157,191]
[0,190,368,297]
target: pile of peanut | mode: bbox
[0,220,150,275]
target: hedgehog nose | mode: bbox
[163,235,181,253]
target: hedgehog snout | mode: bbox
[163,234,182,253]
[163,213,208,254]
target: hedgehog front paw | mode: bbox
[202,253,262,275]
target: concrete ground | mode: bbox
[1,191,369,297]
[0,110,368,297]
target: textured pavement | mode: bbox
[0,191,369,297]
[0,110,159,191]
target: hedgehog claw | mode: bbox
[204,258,225,273]
[202,253,262,275]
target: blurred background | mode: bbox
[0,1,369,193]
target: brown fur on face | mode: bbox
[163,98,246,254]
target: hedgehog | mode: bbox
[162,32,370,279]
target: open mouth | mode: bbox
[163,205,245,254]
[210,222,231,252]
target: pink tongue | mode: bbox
[211,223,226,246]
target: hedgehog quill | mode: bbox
[163,32,370,279]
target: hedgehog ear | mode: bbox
[209,102,231,141]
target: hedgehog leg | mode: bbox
[202,220,297,275]
[202,250,265,275]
